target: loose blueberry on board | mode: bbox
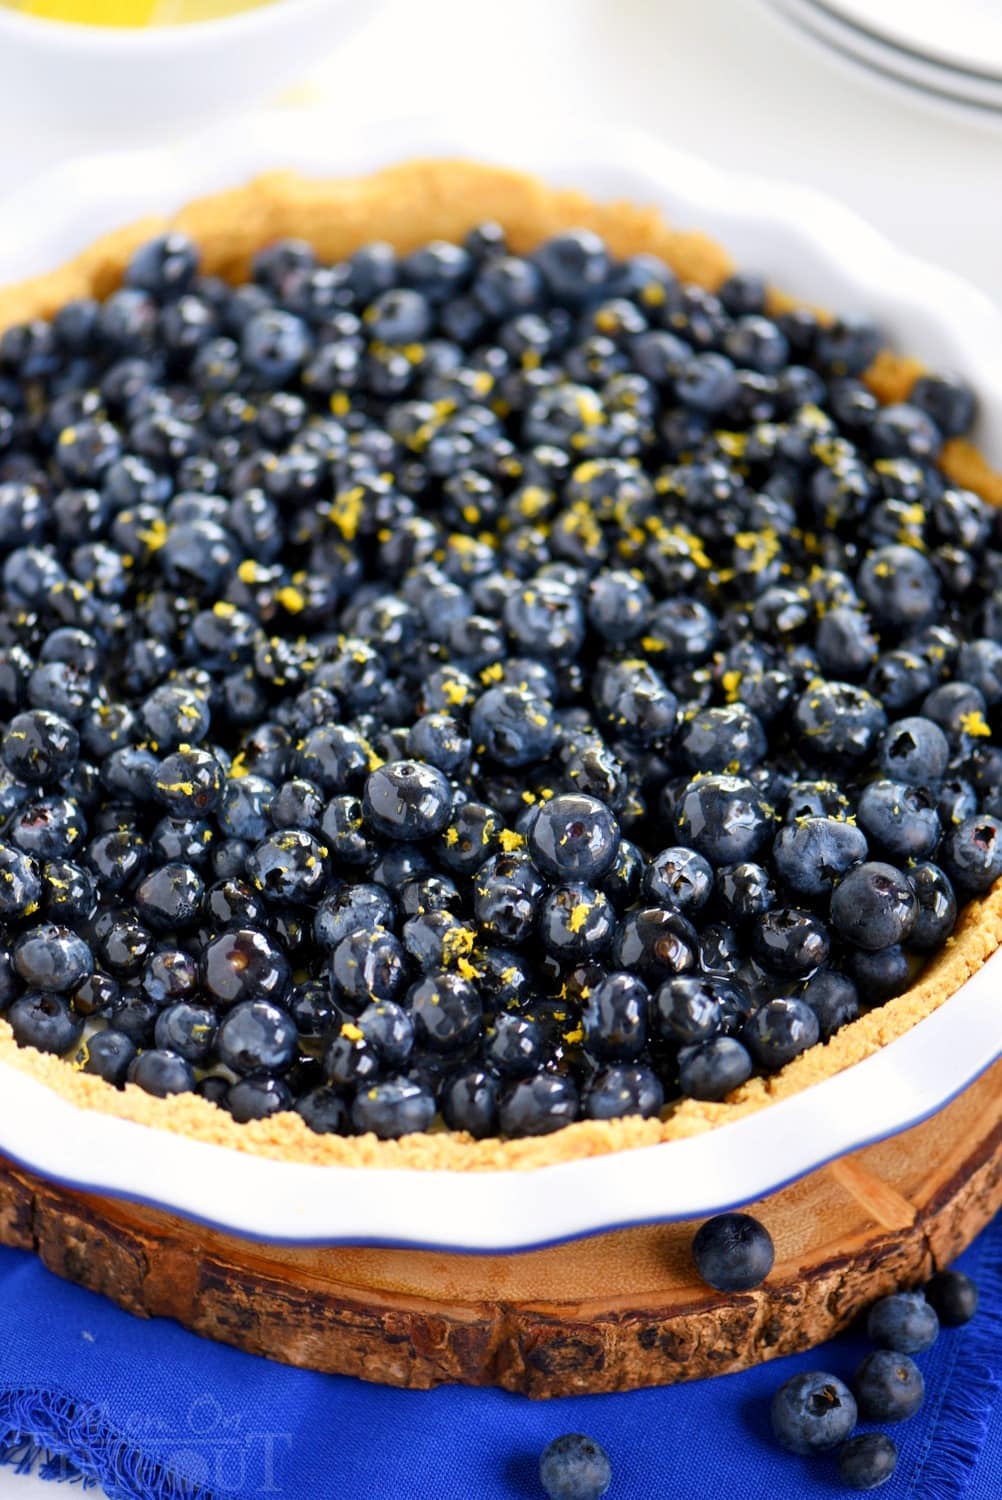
[852,1350,925,1422]
[0,221,997,1143]
[924,1269,979,1326]
[866,1291,939,1354]
[691,1212,775,1292]
[538,1433,612,1500]
[837,1432,898,1492]
[771,1371,858,1454]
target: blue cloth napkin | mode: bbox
[1,1209,1000,1500]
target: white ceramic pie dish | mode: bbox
[0,113,1000,1251]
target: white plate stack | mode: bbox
[763,0,1002,124]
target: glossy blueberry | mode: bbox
[362,760,453,842]
[580,971,648,1060]
[128,1049,196,1098]
[674,775,774,866]
[771,1371,858,1454]
[941,815,1002,894]
[332,927,408,1008]
[611,906,698,983]
[499,1072,580,1138]
[751,908,830,977]
[227,1076,293,1123]
[831,862,918,950]
[853,1350,924,1422]
[801,969,859,1040]
[772,817,868,897]
[351,1076,436,1139]
[528,793,621,882]
[878,716,950,786]
[848,943,912,1004]
[678,1036,753,1101]
[692,1211,775,1291]
[201,928,290,1007]
[858,779,941,861]
[78,1028,136,1087]
[13,924,92,992]
[441,1067,499,1138]
[216,999,298,1076]
[408,972,481,1052]
[2,710,79,784]
[7,991,82,1055]
[745,996,821,1067]
[470,685,556,768]
[793,681,887,764]
[294,1086,349,1136]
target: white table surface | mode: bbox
[0,0,999,1493]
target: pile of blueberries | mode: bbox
[0,218,998,1139]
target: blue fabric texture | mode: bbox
[0,1210,1000,1500]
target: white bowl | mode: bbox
[0,114,1000,1251]
[0,0,377,139]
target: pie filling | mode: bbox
[0,165,999,1165]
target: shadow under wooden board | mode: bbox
[1,1058,1000,1399]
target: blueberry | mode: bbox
[679,705,768,774]
[867,1291,939,1353]
[201,928,290,1007]
[540,883,615,960]
[584,1063,664,1120]
[745,996,821,1067]
[941,814,1002,894]
[793,682,887,764]
[470,685,556,768]
[538,1433,612,1500]
[442,1067,500,1137]
[848,943,913,1003]
[332,927,408,1008]
[242,308,312,384]
[245,829,327,903]
[751,909,830,977]
[14,924,92,992]
[801,969,859,1039]
[678,1035,753,1101]
[128,1049,197,1098]
[216,999,298,1076]
[642,846,713,914]
[853,1349,924,1422]
[772,817,867,897]
[879,715,950,786]
[227,1076,293,1123]
[925,1269,978,1326]
[859,544,941,628]
[692,1211,775,1291]
[611,907,698,983]
[295,1086,349,1136]
[408,972,481,1052]
[7,991,82,1054]
[674,775,774,866]
[351,1076,436,1139]
[499,1072,579,1137]
[79,1028,136,1086]
[838,1432,898,1491]
[528,793,621,882]
[858,780,940,860]
[580,971,649,1059]
[362,760,453,842]
[831,862,918,949]
[2,709,79,784]
[771,1370,858,1454]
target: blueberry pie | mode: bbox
[0,159,999,1170]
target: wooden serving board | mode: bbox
[1,1059,1000,1399]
